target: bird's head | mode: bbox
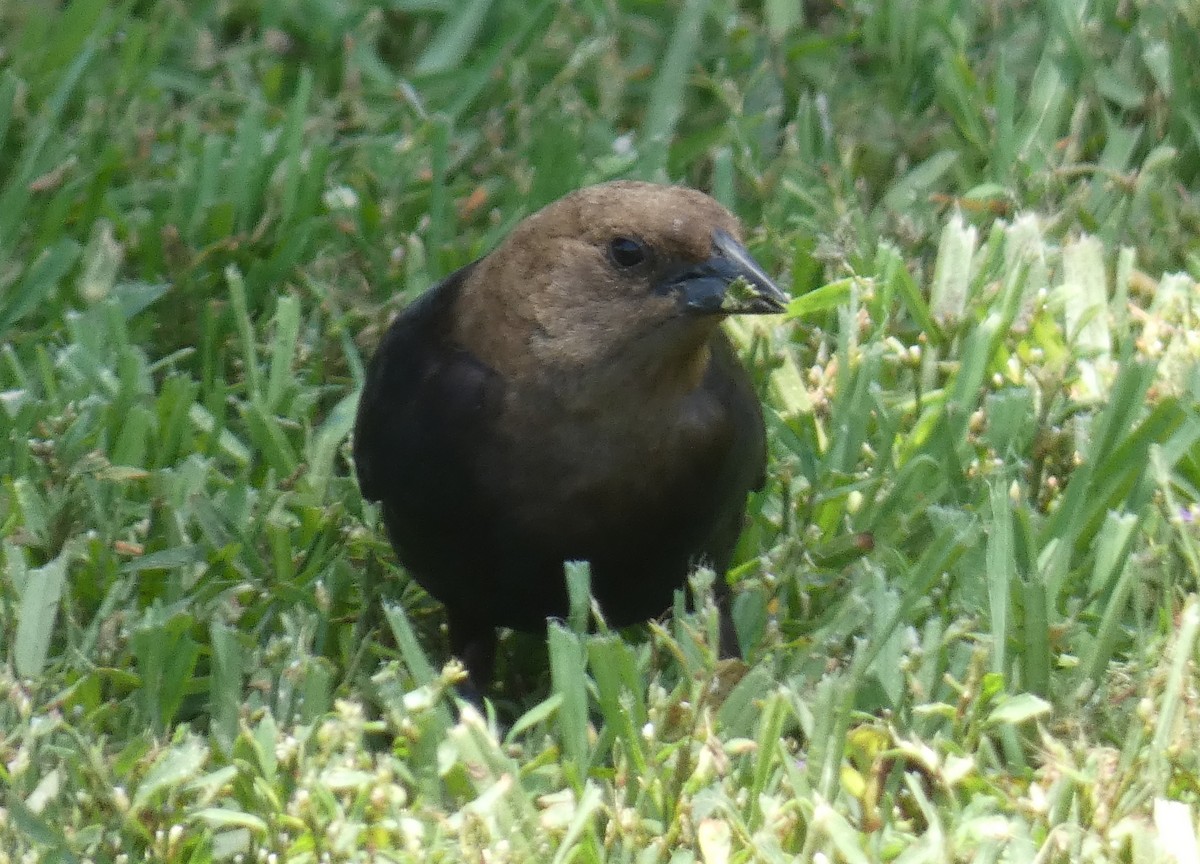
[455,181,786,397]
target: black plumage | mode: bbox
[353,181,786,693]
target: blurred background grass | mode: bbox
[2,1,1200,861]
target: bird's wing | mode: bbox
[707,331,769,492]
[352,263,499,505]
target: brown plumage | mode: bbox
[353,181,785,695]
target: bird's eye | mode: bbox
[608,236,647,268]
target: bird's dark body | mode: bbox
[353,181,784,692]
[353,264,766,634]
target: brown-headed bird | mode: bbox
[353,181,785,694]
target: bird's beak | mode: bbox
[662,229,788,316]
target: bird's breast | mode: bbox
[487,385,729,539]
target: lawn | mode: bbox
[3,0,1200,861]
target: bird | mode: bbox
[353,180,786,696]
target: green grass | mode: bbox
[3,0,1200,860]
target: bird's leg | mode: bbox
[715,580,741,659]
[447,605,498,703]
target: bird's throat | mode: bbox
[553,336,713,415]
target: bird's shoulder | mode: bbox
[352,263,501,502]
[703,332,764,422]
[702,331,769,491]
